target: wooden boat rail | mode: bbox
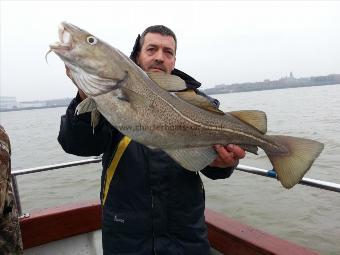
[20,201,319,254]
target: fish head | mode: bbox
[49,22,128,97]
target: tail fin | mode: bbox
[266,135,324,189]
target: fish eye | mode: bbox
[86,36,97,45]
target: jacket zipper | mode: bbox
[151,189,157,255]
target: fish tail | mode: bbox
[265,135,324,189]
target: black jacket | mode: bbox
[58,72,234,255]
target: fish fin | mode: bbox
[228,110,267,134]
[147,72,187,91]
[75,98,97,115]
[175,90,225,115]
[91,110,101,131]
[164,146,217,171]
[239,144,258,155]
[266,135,324,189]
[75,98,101,131]
[121,87,154,108]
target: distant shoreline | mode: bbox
[204,82,340,95]
[2,81,339,112]
[0,104,68,113]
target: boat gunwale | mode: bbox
[20,201,319,254]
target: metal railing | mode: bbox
[236,164,340,193]
[11,158,340,215]
[11,157,102,215]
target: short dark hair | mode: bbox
[130,25,177,62]
[140,25,177,51]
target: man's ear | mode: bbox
[130,34,141,62]
[171,56,176,71]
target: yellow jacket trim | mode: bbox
[102,136,131,206]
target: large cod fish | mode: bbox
[48,22,324,189]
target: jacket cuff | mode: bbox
[200,165,235,180]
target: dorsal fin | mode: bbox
[228,110,267,134]
[147,72,224,115]
[175,90,225,115]
[147,72,187,91]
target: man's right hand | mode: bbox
[65,65,87,100]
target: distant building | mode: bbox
[18,101,47,108]
[203,72,340,95]
[0,97,18,110]
[215,84,227,88]
[45,98,72,106]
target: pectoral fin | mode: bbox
[164,146,217,171]
[75,98,100,130]
[121,86,153,108]
[91,110,101,131]
[75,98,97,114]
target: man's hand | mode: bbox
[210,144,245,168]
[65,65,87,100]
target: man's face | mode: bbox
[136,33,176,74]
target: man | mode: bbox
[58,25,245,255]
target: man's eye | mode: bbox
[165,50,174,57]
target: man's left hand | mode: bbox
[210,144,246,168]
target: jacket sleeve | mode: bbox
[200,166,234,180]
[58,94,118,156]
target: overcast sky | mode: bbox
[1,1,340,101]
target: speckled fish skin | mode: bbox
[49,22,324,189]
[0,125,23,254]
[49,22,281,150]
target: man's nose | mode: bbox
[154,50,165,63]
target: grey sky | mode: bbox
[1,1,339,101]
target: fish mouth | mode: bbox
[46,22,73,62]
[49,22,73,51]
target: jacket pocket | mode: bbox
[102,207,153,254]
